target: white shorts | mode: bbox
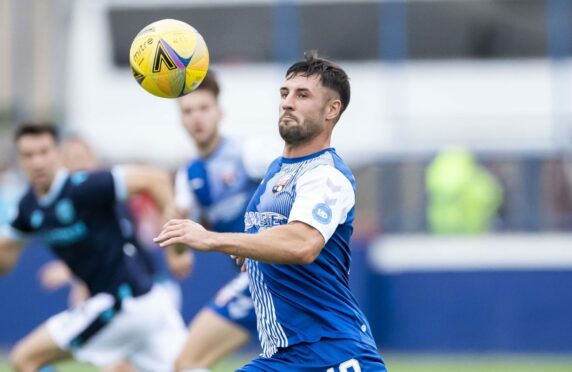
[46,284,186,371]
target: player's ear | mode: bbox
[325,99,342,122]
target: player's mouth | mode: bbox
[280,115,297,123]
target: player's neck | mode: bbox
[283,135,331,159]
[33,167,64,197]
[198,134,221,158]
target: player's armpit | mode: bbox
[0,236,24,275]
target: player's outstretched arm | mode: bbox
[121,165,195,277]
[121,165,175,217]
[155,219,325,265]
[0,236,24,275]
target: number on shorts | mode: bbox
[326,358,361,372]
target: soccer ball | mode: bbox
[129,19,209,98]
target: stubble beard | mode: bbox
[279,117,322,146]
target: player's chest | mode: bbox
[28,198,88,246]
[254,170,300,213]
[192,161,250,203]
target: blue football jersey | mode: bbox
[176,137,260,233]
[2,168,154,297]
[244,148,376,358]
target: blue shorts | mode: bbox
[236,337,386,372]
[207,272,258,336]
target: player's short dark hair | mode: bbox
[14,122,59,143]
[286,51,351,118]
[195,70,220,99]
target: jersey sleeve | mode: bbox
[0,203,31,242]
[288,165,355,243]
[69,167,127,207]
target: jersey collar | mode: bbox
[38,168,69,207]
[281,147,334,164]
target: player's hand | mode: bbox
[154,219,212,251]
[39,260,73,290]
[68,281,90,307]
[231,255,247,272]
[166,246,194,279]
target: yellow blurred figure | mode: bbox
[426,148,503,234]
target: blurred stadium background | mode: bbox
[2,0,572,370]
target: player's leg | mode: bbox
[10,323,71,372]
[102,361,136,372]
[126,284,187,372]
[175,272,256,371]
[175,308,250,371]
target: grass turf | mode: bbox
[1,353,572,371]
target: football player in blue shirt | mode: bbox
[0,123,187,372]
[155,52,387,371]
[172,72,264,372]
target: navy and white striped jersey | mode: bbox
[175,137,260,233]
[244,148,376,357]
[1,168,154,297]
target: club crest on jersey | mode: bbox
[272,173,293,194]
[220,169,237,187]
[55,198,75,224]
[30,210,44,229]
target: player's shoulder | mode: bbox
[15,187,36,213]
[300,149,355,187]
[298,163,355,195]
[68,170,91,186]
[66,169,115,189]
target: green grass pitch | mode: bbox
[1,353,572,371]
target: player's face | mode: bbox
[178,90,221,147]
[17,134,61,192]
[61,140,98,171]
[279,74,331,145]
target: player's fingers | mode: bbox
[154,228,182,244]
[157,224,182,236]
[162,218,186,229]
[158,237,183,248]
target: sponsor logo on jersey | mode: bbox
[244,211,288,230]
[55,198,75,225]
[312,203,332,224]
[42,221,87,246]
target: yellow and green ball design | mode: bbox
[129,19,209,98]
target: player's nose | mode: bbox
[281,95,295,111]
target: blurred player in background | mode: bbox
[39,136,189,308]
[156,52,386,371]
[172,71,273,371]
[0,123,187,372]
